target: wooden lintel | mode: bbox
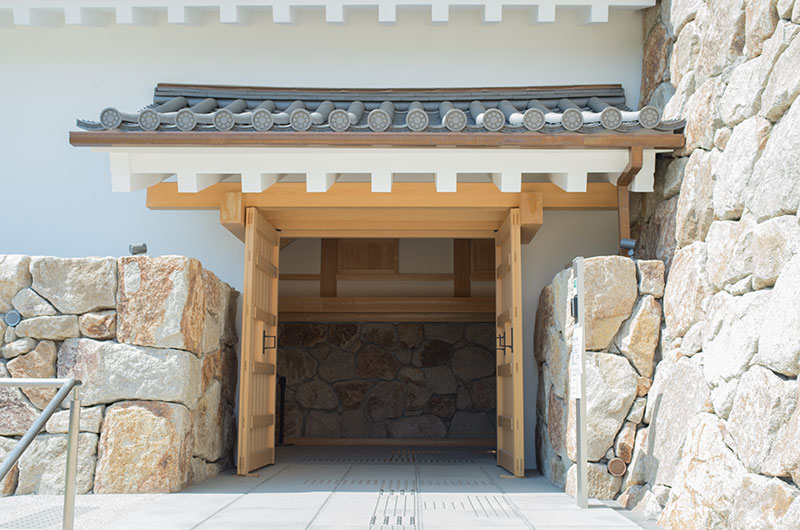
[219,191,245,242]
[280,296,493,314]
[71,129,684,149]
[283,437,494,447]
[519,192,544,245]
[617,147,643,256]
[147,182,618,211]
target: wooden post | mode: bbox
[219,191,245,242]
[616,147,643,256]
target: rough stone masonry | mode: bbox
[0,255,238,495]
[536,0,800,527]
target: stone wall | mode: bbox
[535,256,665,506]
[0,255,238,495]
[277,322,496,440]
[538,1,800,526]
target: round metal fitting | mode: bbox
[213,109,236,131]
[252,109,274,131]
[138,108,160,131]
[608,457,627,477]
[99,107,122,130]
[406,108,429,132]
[4,309,21,327]
[522,108,546,131]
[328,109,351,132]
[561,108,583,131]
[368,109,391,132]
[175,109,197,131]
[599,107,622,130]
[638,105,661,129]
[290,108,312,131]
[482,108,505,132]
[442,108,467,132]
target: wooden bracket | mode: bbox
[616,147,643,256]
[220,191,245,242]
[519,192,543,245]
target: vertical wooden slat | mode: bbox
[495,208,525,477]
[321,239,338,297]
[454,239,471,297]
[237,207,279,475]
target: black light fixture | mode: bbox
[129,243,148,256]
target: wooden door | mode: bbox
[237,208,280,475]
[495,208,525,477]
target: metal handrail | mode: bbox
[0,378,82,530]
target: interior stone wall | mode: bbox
[553,0,800,526]
[0,255,238,495]
[276,322,497,440]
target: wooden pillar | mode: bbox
[219,191,245,242]
[616,147,643,256]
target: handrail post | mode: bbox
[63,386,81,530]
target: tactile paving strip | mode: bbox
[0,506,97,529]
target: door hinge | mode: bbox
[496,328,514,353]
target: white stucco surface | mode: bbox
[0,9,640,468]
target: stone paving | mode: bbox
[0,446,653,529]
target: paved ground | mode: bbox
[0,446,655,529]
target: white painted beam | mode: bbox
[0,9,12,27]
[434,171,457,192]
[629,149,657,193]
[534,2,556,23]
[325,3,344,23]
[549,171,587,192]
[220,5,250,24]
[371,171,393,193]
[64,6,108,26]
[115,6,156,25]
[431,3,449,22]
[306,171,337,192]
[491,172,521,193]
[177,172,227,193]
[242,172,279,193]
[272,4,295,23]
[580,2,609,24]
[378,3,396,22]
[168,5,203,25]
[483,3,502,22]
[13,7,61,26]
[109,153,170,192]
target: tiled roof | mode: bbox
[78,84,683,135]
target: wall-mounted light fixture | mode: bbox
[129,243,147,256]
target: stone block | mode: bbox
[615,421,637,463]
[693,0,745,84]
[94,401,192,493]
[713,117,772,219]
[78,310,116,340]
[0,436,18,496]
[565,462,622,501]
[30,257,116,314]
[279,347,317,386]
[193,380,232,462]
[296,379,338,410]
[412,340,455,367]
[636,196,679,276]
[705,215,756,291]
[761,31,800,121]
[11,288,55,318]
[387,415,446,438]
[448,411,494,439]
[582,256,638,351]
[727,365,797,476]
[670,21,700,87]
[57,338,201,408]
[0,255,31,313]
[565,352,638,462]
[305,410,340,437]
[0,363,38,436]
[661,0,704,36]
[676,149,716,246]
[333,380,371,410]
[16,433,98,494]
[356,344,400,380]
[1,337,36,360]
[745,0,780,58]
[612,295,661,377]
[664,242,712,337]
[365,381,405,421]
[45,405,104,434]
[15,315,79,341]
[424,366,457,395]
[637,260,665,298]
[8,340,57,409]
[756,255,800,375]
[658,413,746,528]
[318,349,354,382]
[450,346,493,382]
[753,215,800,289]
[682,77,726,152]
[730,474,799,529]
[641,23,671,105]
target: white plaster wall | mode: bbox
[0,8,642,468]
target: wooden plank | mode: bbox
[280,273,322,281]
[255,255,278,278]
[284,437,495,447]
[71,129,685,149]
[248,447,274,470]
[250,414,274,429]
[279,296,494,314]
[496,258,511,280]
[454,239,471,298]
[254,307,277,326]
[253,362,276,375]
[497,449,515,472]
[337,239,399,274]
[146,182,619,211]
[496,310,511,327]
[280,229,498,239]
[519,192,544,245]
[279,312,495,323]
[219,191,245,242]
[497,363,513,377]
[336,273,455,282]
[497,415,514,431]
[320,239,337,297]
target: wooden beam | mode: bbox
[280,296,494,314]
[284,437,494,447]
[219,191,245,241]
[454,239,471,298]
[617,147,643,256]
[279,311,495,322]
[71,130,685,149]
[519,192,544,245]
[146,182,619,211]
[279,238,297,249]
[320,239,338,297]
[280,273,456,282]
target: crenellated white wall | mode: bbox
[0,7,639,467]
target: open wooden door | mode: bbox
[237,208,280,475]
[495,208,525,477]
